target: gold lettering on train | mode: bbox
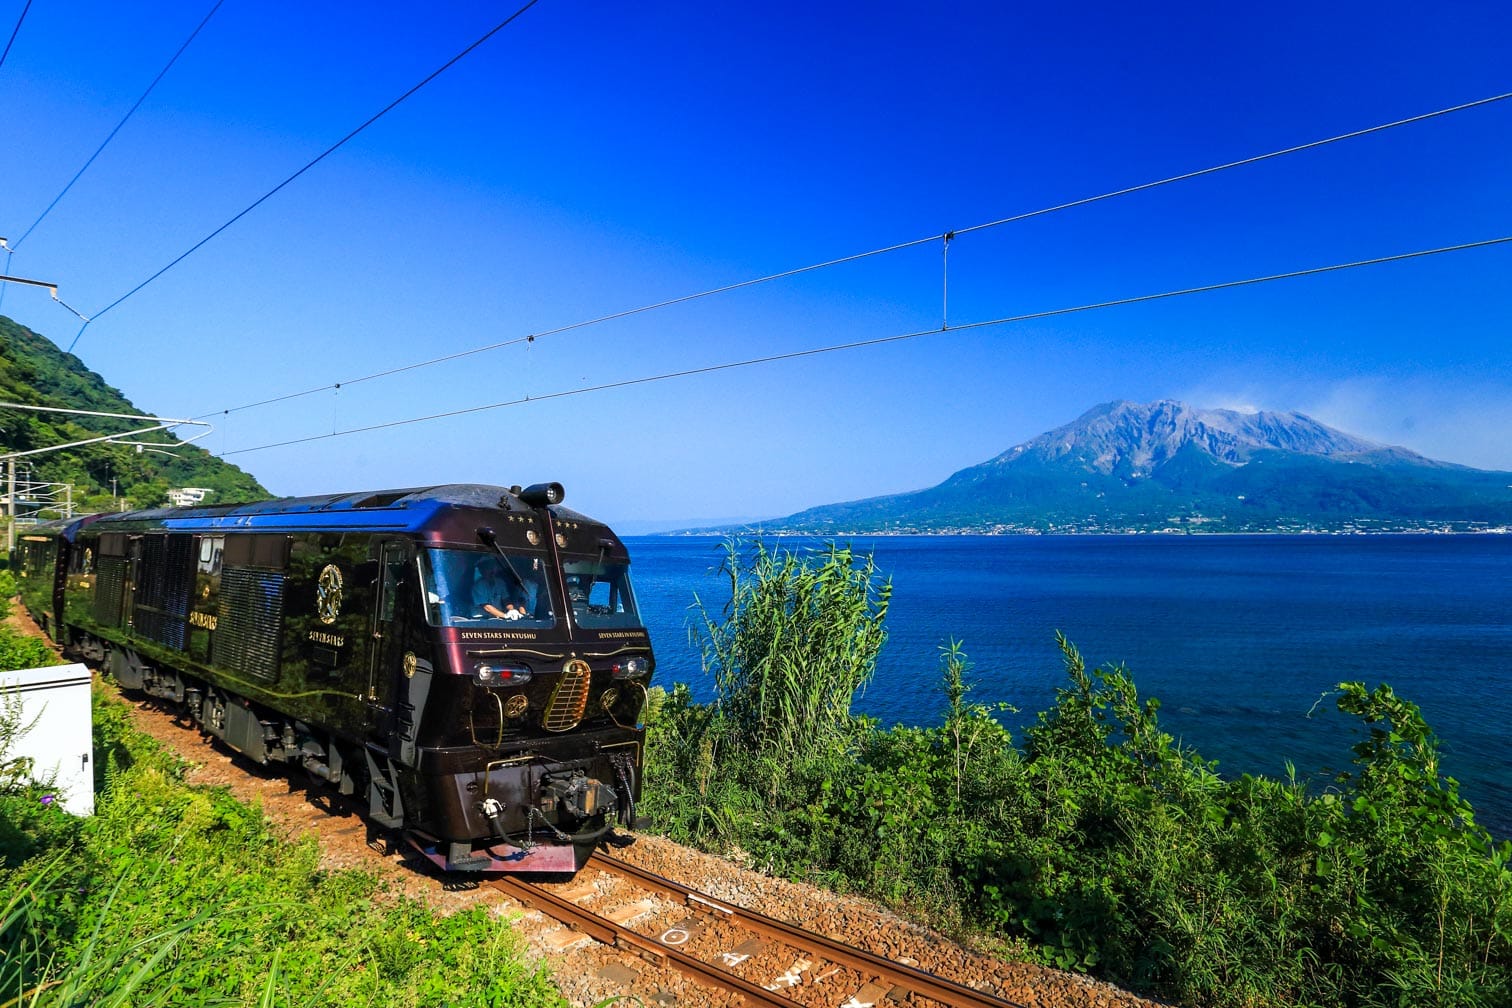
[459,631,539,641]
[189,611,218,631]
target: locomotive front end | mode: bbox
[399,488,652,872]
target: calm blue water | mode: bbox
[628,535,1512,838]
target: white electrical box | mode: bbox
[2,663,94,817]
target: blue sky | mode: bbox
[1,1,1508,526]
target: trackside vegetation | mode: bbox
[0,632,567,1006]
[0,573,56,675]
[641,539,1512,1008]
[0,708,568,1007]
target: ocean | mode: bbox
[626,534,1512,838]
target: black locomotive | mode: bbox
[13,482,651,873]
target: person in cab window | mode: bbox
[472,557,514,619]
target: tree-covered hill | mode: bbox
[1,314,268,516]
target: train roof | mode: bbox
[13,512,102,543]
[75,483,615,541]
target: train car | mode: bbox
[13,519,68,636]
[26,482,651,873]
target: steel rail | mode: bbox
[488,874,796,1007]
[589,851,1027,1008]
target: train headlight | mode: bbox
[610,657,647,680]
[474,662,532,687]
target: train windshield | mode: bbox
[561,558,642,630]
[421,548,556,628]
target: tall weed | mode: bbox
[695,539,889,775]
[0,692,80,867]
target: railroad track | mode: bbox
[490,851,1027,1008]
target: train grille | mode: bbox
[542,660,591,732]
[94,557,127,627]
[134,535,194,651]
[213,568,286,680]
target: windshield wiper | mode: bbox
[475,527,532,597]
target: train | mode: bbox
[12,482,652,873]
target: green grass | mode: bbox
[0,687,568,1008]
[0,571,59,673]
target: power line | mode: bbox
[952,91,1512,239]
[196,90,1512,423]
[218,233,1512,458]
[11,1,224,251]
[198,232,931,423]
[67,0,543,353]
[0,0,31,71]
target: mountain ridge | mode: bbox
[721,400,1512,535]
[980,399,1441,475]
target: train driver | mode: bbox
[471,557,526,620]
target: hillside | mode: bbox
[1,314,268,516]
[759,400,1512,534]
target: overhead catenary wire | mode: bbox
[195,230,936,420]
[10,1,224,251]
[196,90,1512,424]
[949,92,1512,240]
[0,0,31,72]
[66,0,543,354]
[218,233,1512,458]
[0,0,30,309]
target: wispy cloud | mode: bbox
[1300,379,1512,471]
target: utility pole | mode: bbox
[6,459,14,556]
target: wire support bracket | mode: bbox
[941,230,955,331]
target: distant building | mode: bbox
[166,487,213,507]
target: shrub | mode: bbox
[0,569,58,671]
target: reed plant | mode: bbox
[694,539,890,769]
